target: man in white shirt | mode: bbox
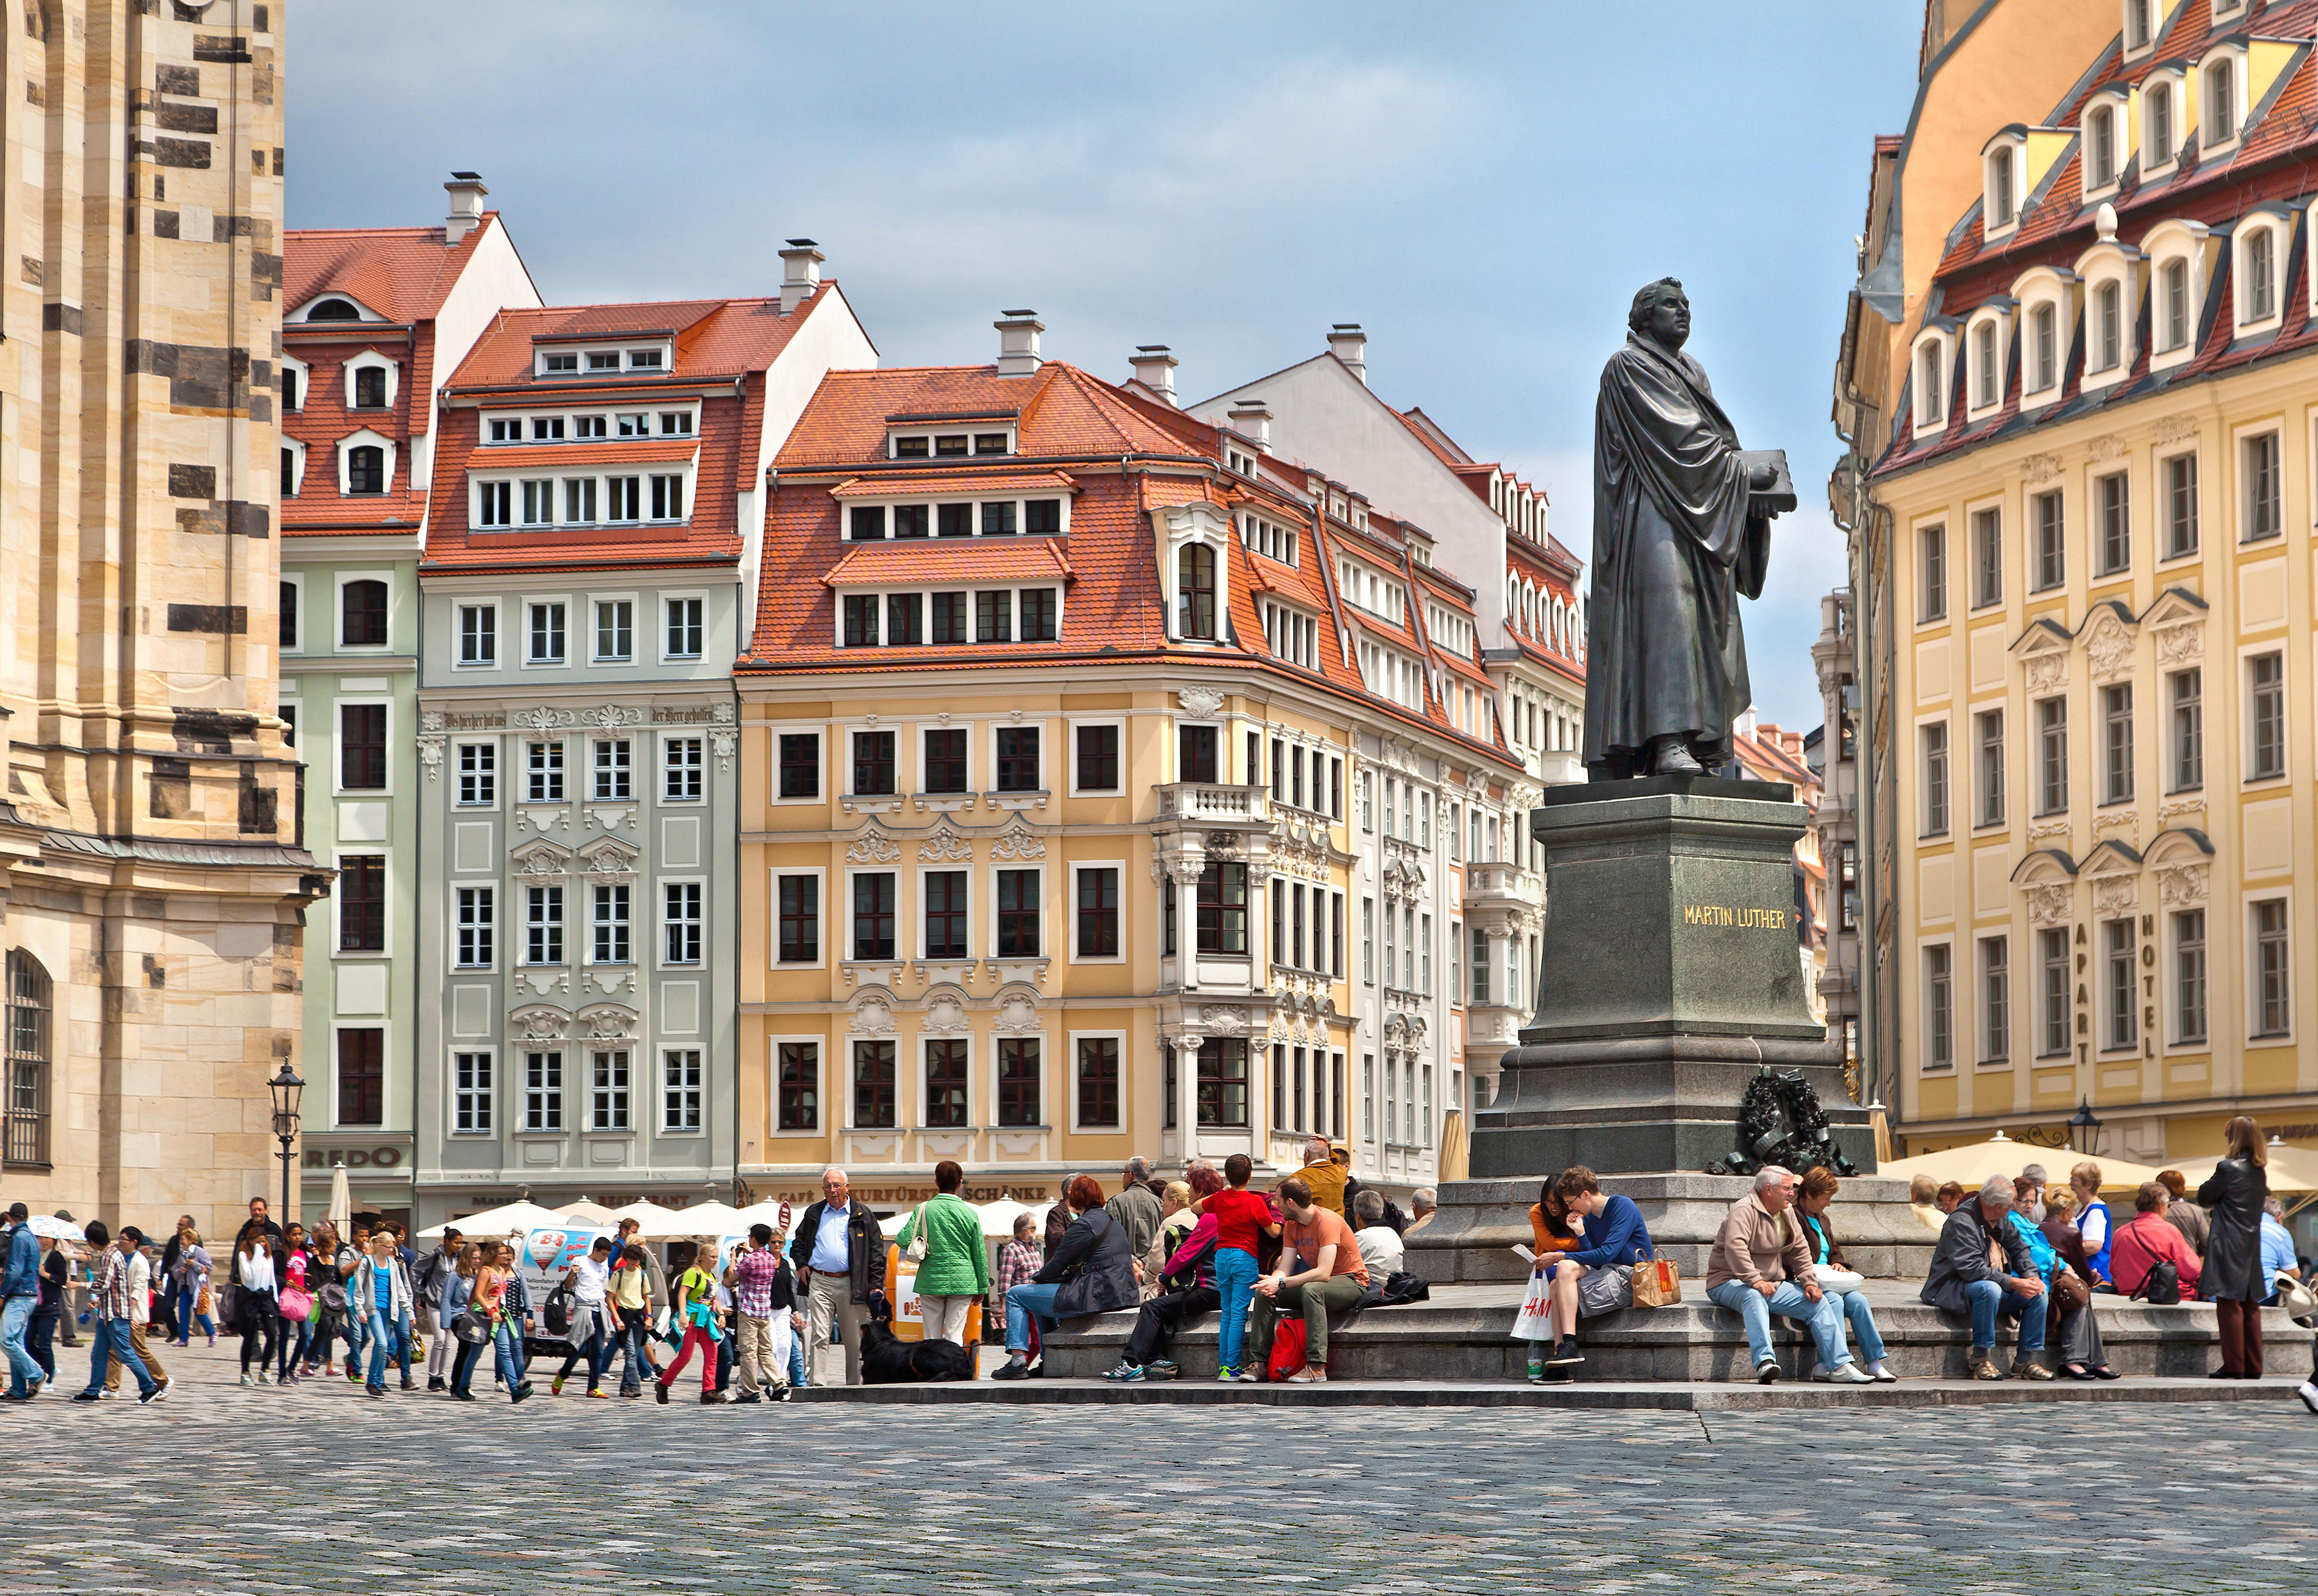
[786,1168,877,1386]
[104,1228,169,1396]
[1352,1190,1405,1278]
[551,1236,617,1397]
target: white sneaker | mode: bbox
[1827,1362,1875,1384]
[2298,1381,2318,1416]
[1869,1361,1899,1384]
[240,1373,255,1387]
[256,1370,272,1385]
[1808,1362,1831,1382]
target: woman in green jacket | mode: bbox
[898,1159,992,1346]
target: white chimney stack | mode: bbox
[1227,398,1272,452]
[1129,344,1178,404]
[995,310,1044,377]
[444,171,487,246]
[779,238,825,314]
[1328,323,1367,384]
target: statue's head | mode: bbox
[1628,277,1690,349]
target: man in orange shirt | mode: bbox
[1245,1176,1370,1385]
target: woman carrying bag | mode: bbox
[896,1160,991,1347]
[171,1225,214,1348]
[2039,1187,2117,1380]
[1794,1168,1898,1383]
[446,1244,490,1400]
[233,1223,280,1387]
[2200,1116,2272,1380]
[274,1223,315,1385]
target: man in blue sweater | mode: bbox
[1534,1168,1654,1376]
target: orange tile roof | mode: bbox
[283,214,507,323]
[822,537,1074,587]
[447,285,836,391]
[827,469,1079,500]
[744,360,1516,762]
[466,438,702,471]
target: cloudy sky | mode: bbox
[288,1,1924,732]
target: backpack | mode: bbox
[543,1284,574,1337]
[2130,1259,2182,1306]
[1266,1318,1308,1380]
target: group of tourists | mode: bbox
[5,1116,2308,1403]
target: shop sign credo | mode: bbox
[303,1147,404,1169]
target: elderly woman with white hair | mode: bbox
[1922,1173,2052,1380]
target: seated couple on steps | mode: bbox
[1524,1167,1656,1384]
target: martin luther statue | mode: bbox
[1583,279,1793,779]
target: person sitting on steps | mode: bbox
[1531,1167,1657,1381]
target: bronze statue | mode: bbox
[1582,278,1793,780]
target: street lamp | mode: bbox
[268,1061,304,1223]
[2068,1096,2102,1156]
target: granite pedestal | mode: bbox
[1473,776,1872,1180]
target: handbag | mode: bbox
[1809,1263,1865,1296]
[195,1284,212,1318]
[1631,1257,1682,1308]
[278,1284,312,1322]
[903,1204,929,1266]
[2051,1268,2090,1311]
[2129,1259,2183,1306]
[450,1308,491,1345]
[319,1282,349,1316]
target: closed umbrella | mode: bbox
[326,1164,353,1236]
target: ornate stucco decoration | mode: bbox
[846,827,903,864]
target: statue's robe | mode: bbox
[1582,332,1769,778]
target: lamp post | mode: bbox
[2068,1096,2102,1157]
[268,1061,305,1224]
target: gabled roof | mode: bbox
[446,285,838,392]
[775,362,1204,473]
[284,213,509,323]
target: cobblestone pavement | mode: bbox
[5,1339,2315,1594]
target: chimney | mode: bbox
[444,172,487,245]
[1327,323,1367,385]
[995,310,1043,377]
[778,238,825,314]
[1227,398,1272,452]
[1129,344,1178,404]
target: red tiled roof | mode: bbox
[446,285,837,391]
[283,214,505,323]
[280,327,433,536]
[744,361,1516,761]
[1885,1,2318,476]
[823,537,1074,587]
[827,469,1079,500]
[466,439,702,470]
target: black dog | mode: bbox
[858,1290,976,1384]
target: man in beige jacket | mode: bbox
[1703,1167,1863,1385]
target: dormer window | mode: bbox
[353,367,386,409]
[542,352,579,375]
[2092,279,2124,371]
[2028,301,2059,393]
[894,437,930,459]
[2124,0,2153,53]
[628,350,663,370]
[2160,256,2192,349]
[1176,545,1216,639]
[1912,331,1950,433]
[2205,58,2238,147]
[1987,144,2019,232]
[934,435,968,458]
[2145,75,2178,171]
[2237,218,2286,332]
[306,297,361,322]
[1969,316,2002,411]
[587,352,620,371]
[2086,103,2119,192]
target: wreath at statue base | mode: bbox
[1704,1067,1857,1178]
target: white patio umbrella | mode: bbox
[416,1199,569,1239]
[733,1200,796,1232]
[880,1210,909,1237]
[606,1199,694,1239]
[670,1201,754,1237]
[974,1197,1046,1239]
[558,1199,618,1223]
[326,1164,353,1235]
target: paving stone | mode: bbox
[3,1340,2315,1593]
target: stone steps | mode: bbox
[1037,1289,2313,1384]
[793,1377,2311,1411]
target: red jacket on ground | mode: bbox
[2109,1212,2203,1300]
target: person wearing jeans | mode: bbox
[1923,1173,2051,1380]
[1243,1178,1370,1384]
[994,1174,1140,1379]
[1187,1154,1280,1380]
[71,1223,162,1404]
[2,1204,43,1396]
[355,1234,415,1396]
[414,1227,463,1391]
[1704,1165,1869,1385]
